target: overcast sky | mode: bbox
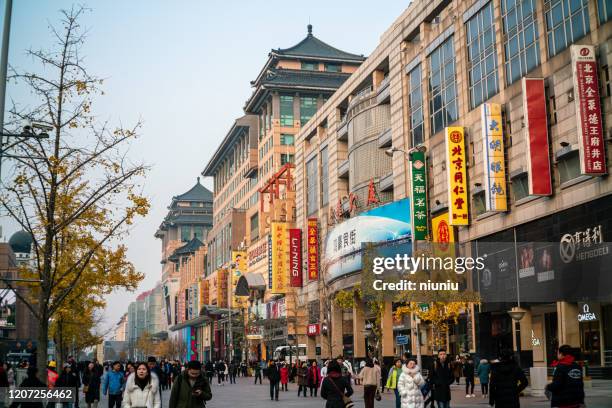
[0,0,409,334]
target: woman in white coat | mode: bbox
[122,362,161,408]
[397,360,425,408]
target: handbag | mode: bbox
[329,377,354,408]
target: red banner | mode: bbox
[571,45,606,175]
[307,323,320,337]
[307,219,319,281]
[522,78,552,196]
[289,228,302,287]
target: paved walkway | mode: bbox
[98,376,612,408]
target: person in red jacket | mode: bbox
[308,360,322,397]
[280,363,289,391]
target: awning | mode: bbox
[235,273,266,296]
[168,315,212,331]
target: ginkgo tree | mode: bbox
[0,6,148,379]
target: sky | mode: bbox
[0,0,409,334]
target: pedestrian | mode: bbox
[451,355,462,385]
[279,363,289,391]
[254,362,262,385]
[321,360,353,408]
[289,362,297,383]
[168,360,212,408]
[386,359,403,408]
[489,349,528,408]
[122,362,160,408]
[356,359,365,386]
[267,360,280,401]
[358,358,380,408]
[297,361,308,397]
[463,356,475,398]
[147,357,164,402]
[125,363,135,380]
[67,356,81,408]
[12,367,46,408]
[215,361,225,385]
[82,362,101,408]
[102,361,126,408]
[320,360,329,382]
[48,361,59,390]
[428,349,453,408]
[308,361,322,397]
[397,359,425,408]
[477,359,491,399]
[223,361,228,383]
[57,363,79,408]
[229,361,237,384]
[545,345,585,408]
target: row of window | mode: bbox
[280,95,319,126]
[180,225,206,242]
[301,61,341,72]
[306,146,329,215]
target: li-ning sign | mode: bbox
[578,303,598,322]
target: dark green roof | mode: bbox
[262,68,351,90]
[274,25,364,62]
[174,178,213,203]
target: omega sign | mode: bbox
[578,303,598,322]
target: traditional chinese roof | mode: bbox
[173,178,213,202]
[274,24,364,62]
[261,68,350,90]
[169,237,204,261]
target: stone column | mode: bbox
[381,300,395,358]
[353,293,366,358]
[557,301,580,347]
[331,301,344,358]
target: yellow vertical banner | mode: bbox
[445,127,469,225]
[270,222,288,294]
[200,279,209,307]
[231,251,247,308]
[482,103,507,212]
[431,212,456,281]
[218,269,228,308]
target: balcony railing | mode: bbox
[337,119,348,142]
[338,159,349,179]
[377,127,392,148]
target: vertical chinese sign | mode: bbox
[410,150,428,240]
[482,103,507,212]
[218,269,228,308]
[445,127,469,225]
[289,229,303,287]
[200,279,209,308]
[571,45,606,175]
[522,78,552,196]
[307,218,319,281]
[270,222,288,294]
[231,251,247,308]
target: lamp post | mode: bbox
[362,322,373,358]
[385,146,427,368]
[509,227,525,367]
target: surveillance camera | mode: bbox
[31,122,53,132]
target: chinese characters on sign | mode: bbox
[410,150,428,240]
[218,268,228,309]
[445,127,469,225]
[289,228,303,287]
[571,45,607,175]
[270,222,288,294]
[199,279,209,307]
[522,78,553,196]
[482,103,507,212]
[307,323,320,337]
[307,218,319,281]
[332,229,357,252]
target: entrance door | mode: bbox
[544,312,558,365]
[580,321,601,366]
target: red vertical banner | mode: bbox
[522,78,553,196]
[289,228,302,287]
[571,45,607,175]
[307,218,319,281]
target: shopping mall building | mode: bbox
[292,0,612,373]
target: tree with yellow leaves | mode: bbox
[0,6,148,379]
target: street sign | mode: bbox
[418,303,429,312]
[396,335,409,345]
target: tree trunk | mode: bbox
[37,313,49,384]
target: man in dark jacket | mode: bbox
[13,367,46,408]
[169,360,212,408]
[489,349,528,408]
[204,361,214,385]
[267,361,280,401]
[148,357,164,402]
[428,349,454,408]
[321,360,353,408]
[546,345,584,408]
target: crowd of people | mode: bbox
[0,343,587,408]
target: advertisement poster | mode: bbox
[445,127,469,225]
[481,103,507,212]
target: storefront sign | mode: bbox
[482,103,507,211]
[266,297,287,320]
[531,330,541,347]
[268,235,273,289]
[307,219,319,281]
[231,251,247,308]
[559,225,606,264]
[578,302,599,322]
[270,222,289,294]
[396,335,409,345]
[248,239,268,267]
[410,150,428,240]
[307,323,320,337]
[289,228,303,287]
[445,127,469,225]
[431,212,455,253]
[246,325,263,340]
[571,45,606,175]
[199,279,209,307]
[217,269,228,308]
[522,78,552,196]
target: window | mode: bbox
[300,96,318,125]
[280,95,294,126]
[501,0,540,84]
[250,213,259,241]
[428,36,458,135]
[545,0,590,57]
[320,147,329,206]
[599,0,612,23]
[472,190,486,216]
[280,134,295,146]
[280,154,294,165]
[193,226,204,241]
[466,2,499,109]
[325,63,341,72]
[558,150,581,184]
[408,65,424,146]
[301,61,317,71]
[181,226,191,242]
[511,173,530,201]
[306,156,318,214]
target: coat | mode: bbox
[279,367,289,384]
[477,361,491,385]
[168,371,212,408]
[122,373,161,408]
[386,366,402,389]
[463,361,475,379]
[308,366,321,387]
[489,360,528,408]
[82,370,102,403]
[546,356,584,407]
[321,372,353,408]
[103,370,126,396]
[15,375,46,408]
[267,364,280,383]
[296,366,308,386]
[428,359,453,402]
[397,365,425,408]
[451,360,463,378]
